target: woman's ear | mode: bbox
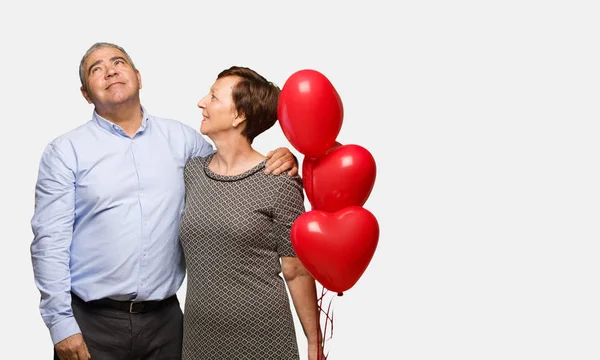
[232,113,247,128]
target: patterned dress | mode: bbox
[179,154,305,360]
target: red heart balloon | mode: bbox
[301,155,316,209]
[277,69,344,157]
[291,206,379,295]
[303,144,376,213]
[301,141,342,210]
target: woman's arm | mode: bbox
[282,256,324,360]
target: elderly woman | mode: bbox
[179,66,322,360]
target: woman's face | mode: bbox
[197,75,242,136]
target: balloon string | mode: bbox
[316,286,335,360]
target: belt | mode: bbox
[72,292,177,314]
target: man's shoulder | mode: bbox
[147,112,213,158]
[147,114,180,125]
[147,114,195,133]
[46,121,95,151]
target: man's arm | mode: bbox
[186,124,216,159]
[186,122,298,175]
[30,143,80,345]
[265,148,299,176]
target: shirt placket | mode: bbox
[130,135,150,299]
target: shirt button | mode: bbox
[140,193,145,198]
[144,221,148,226]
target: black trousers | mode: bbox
[53,294,183,360]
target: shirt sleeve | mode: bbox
[30,143,81,344]
[180,123,215,159]
[272,175,306,257]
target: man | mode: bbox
[31,42,298,360]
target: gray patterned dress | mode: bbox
[179,154,305,360]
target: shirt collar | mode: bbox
[92,106,150,136]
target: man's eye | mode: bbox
[115,59,124,65]
[91,67,100,73]
[211,95,216,100]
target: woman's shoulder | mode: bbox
[184,155,211,180]
[265,172,303,192]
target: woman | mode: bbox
[179,66,322,360]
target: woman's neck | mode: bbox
[210,135,265,176]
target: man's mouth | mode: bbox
[106,82,124,90]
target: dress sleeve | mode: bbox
[271,175,306,257]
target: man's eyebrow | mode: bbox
[87,59,103,76]
[87,56,128,75]
[110,56,127,64]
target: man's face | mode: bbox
[80,47,142,110]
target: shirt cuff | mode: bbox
[49,316,81,345]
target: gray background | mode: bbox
[2,0,598,359]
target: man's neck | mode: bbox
[96,101,143,137]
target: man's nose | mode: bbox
[106,65,118,77]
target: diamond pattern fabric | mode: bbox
[179,154,305,360]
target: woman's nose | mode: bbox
[197,96,207,108]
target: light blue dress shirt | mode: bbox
[30,107,214,344]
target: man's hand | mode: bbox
[265,147,298,176]
[55,333,91,360]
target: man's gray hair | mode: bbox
[79,42,137,91]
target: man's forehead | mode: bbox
[87,47,126,63]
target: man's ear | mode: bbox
[80,86,93,104]
[136,70,142,90]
